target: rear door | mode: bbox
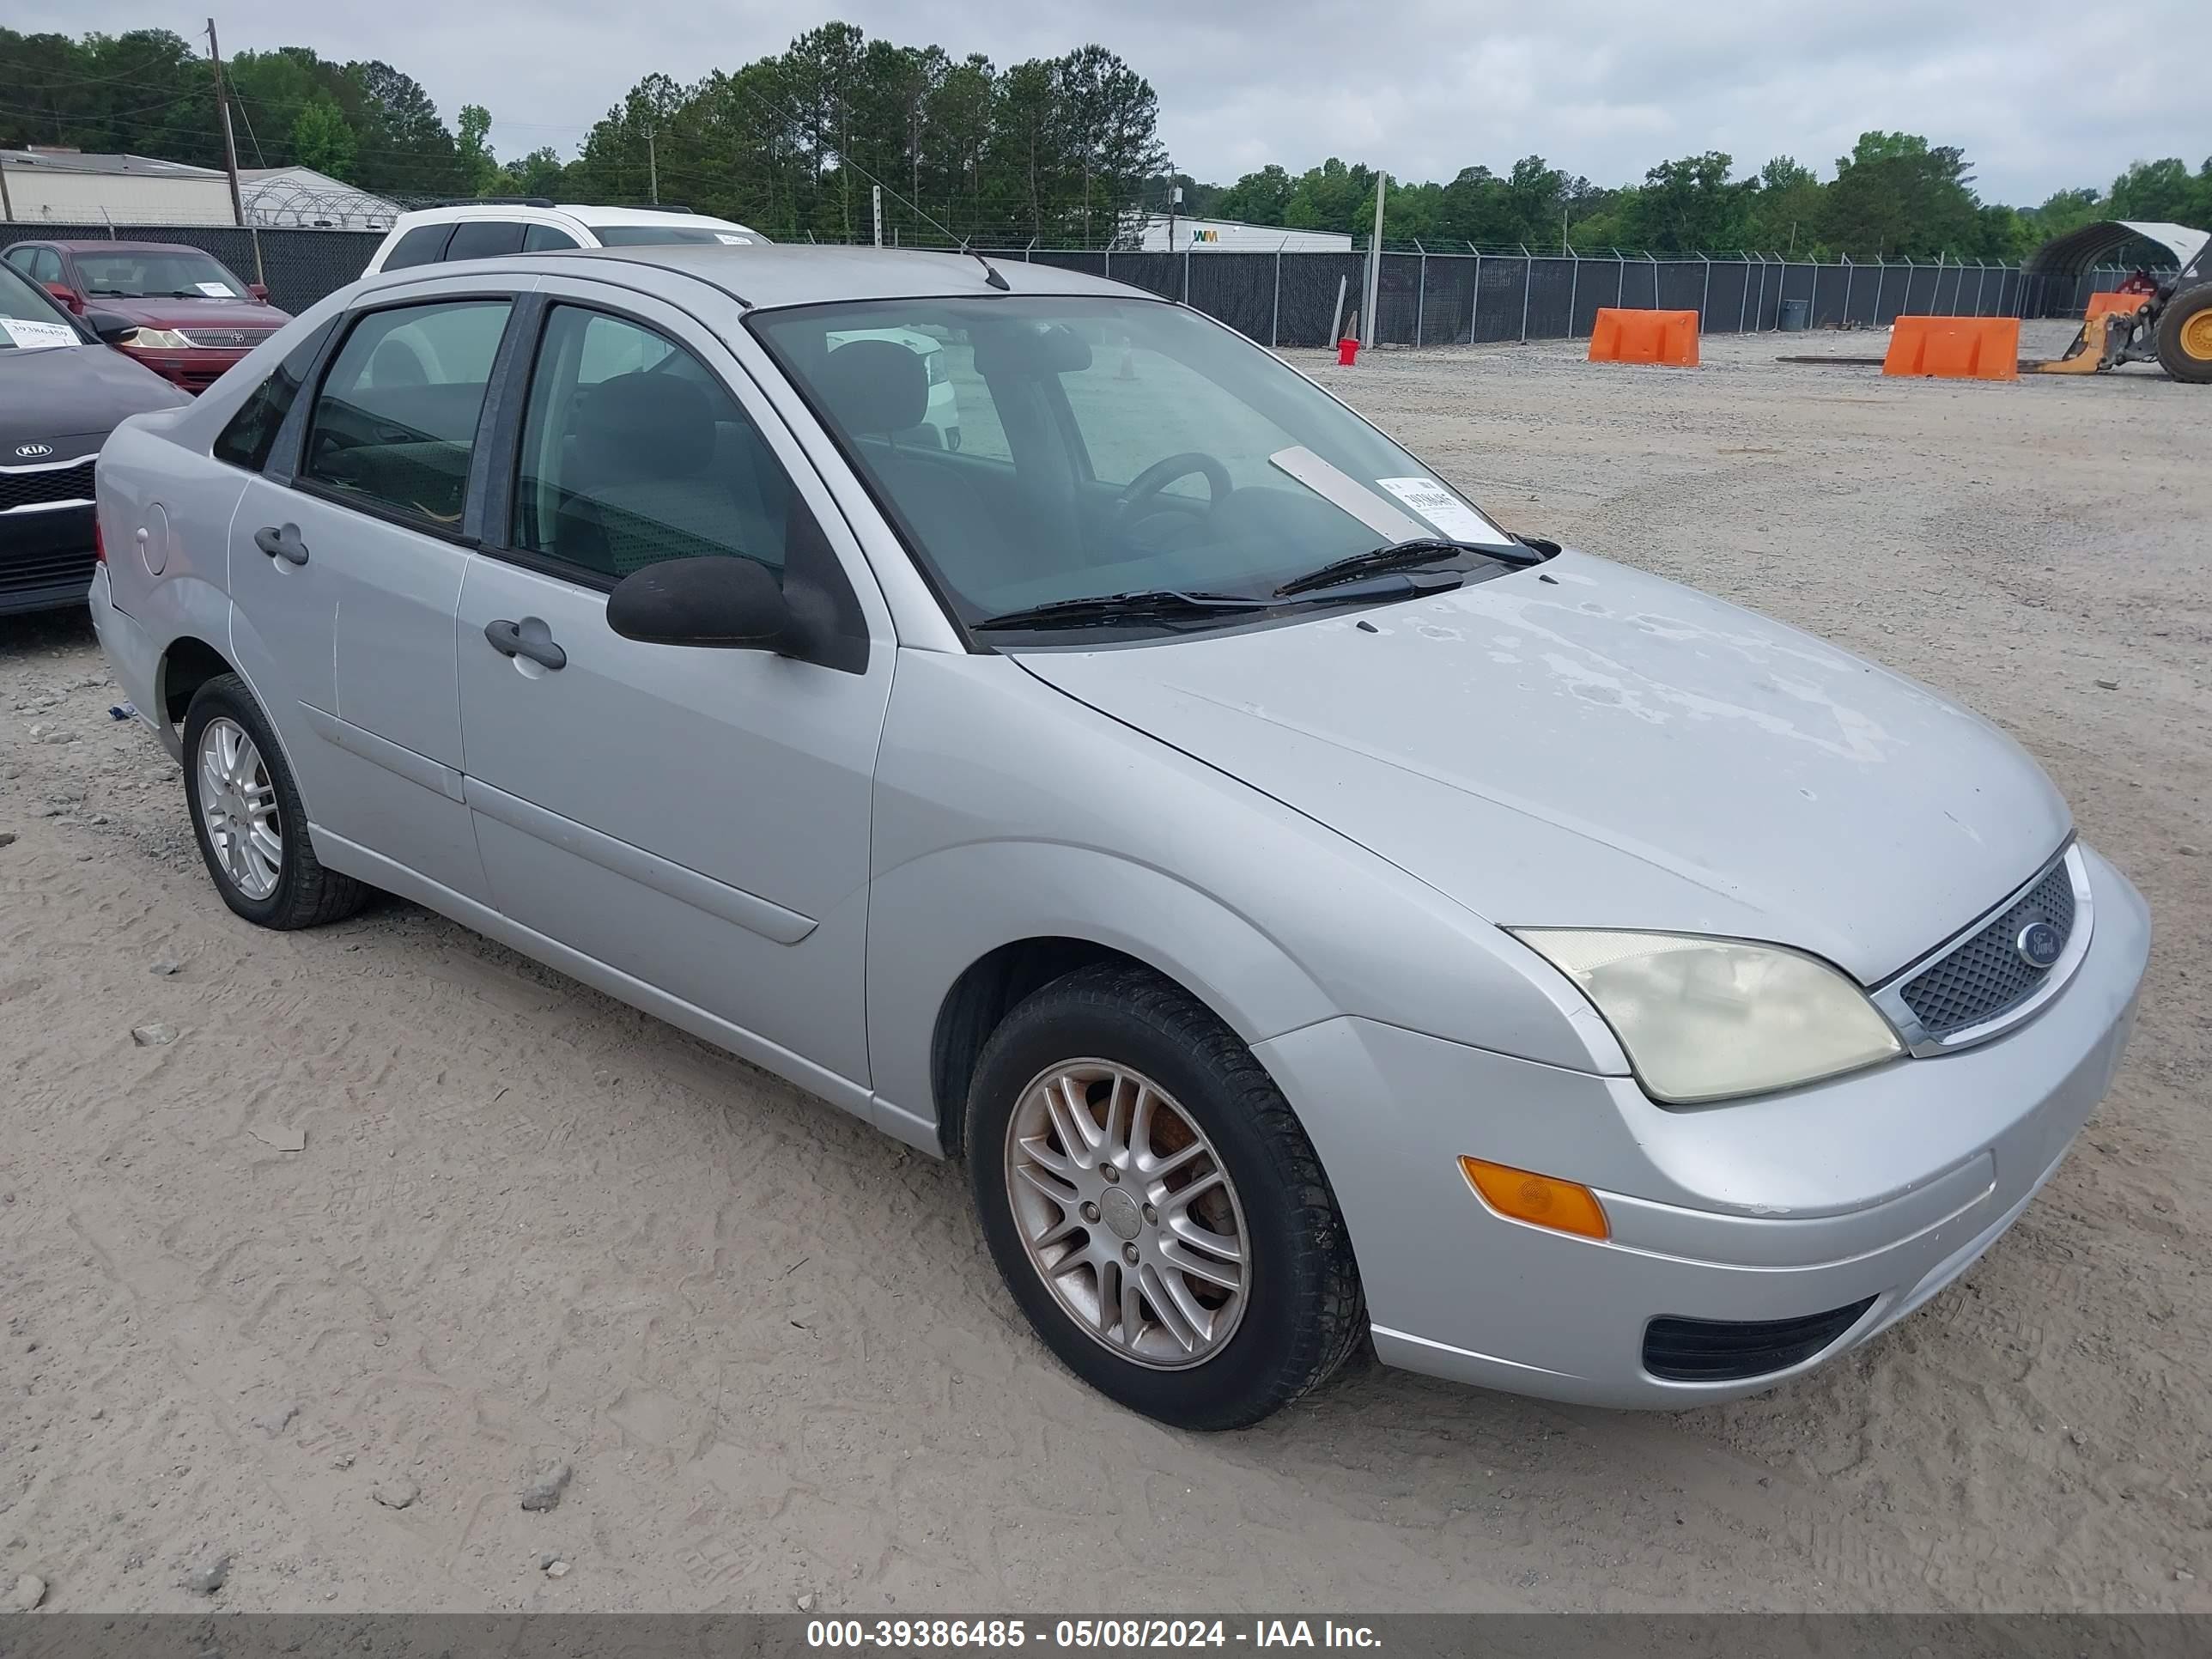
[453,279,892,1097]
[227,282,521,902]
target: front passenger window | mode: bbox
[301,300,512,531]
[510,305,793,581]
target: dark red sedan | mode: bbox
[1,240,291,394]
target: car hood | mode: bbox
[1012,551,2070,985]
[88,296,288,330]
[0,340,189,453]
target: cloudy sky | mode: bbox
[31,0,2212,204]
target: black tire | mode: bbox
[181,673,368,930]
[966,962,1364,1430]
[2156,283,2212,384]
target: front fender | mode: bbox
[864,651,1630,1150]
[866,840,1339,1139]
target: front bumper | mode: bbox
[1255,844,2151,1407]
[117,345,247,395]
[0,502,96,616]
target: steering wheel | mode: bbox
[1112,452,1234,531]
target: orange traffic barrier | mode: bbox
[2084,291,2150,324]
[1881,315,2020,382]
[1588,307,1699,367]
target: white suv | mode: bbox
[362,204,959,451]
[362,203,766,275]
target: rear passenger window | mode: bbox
[212,320,336,472]
[446,221,526,260]
[509,305,795,581]
[523,224,580,252]
[380,223,453,270]
[301,300,512,531]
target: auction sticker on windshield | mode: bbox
[195,282,232,296]
[1,318,78,352]
[1377,475,1503,543]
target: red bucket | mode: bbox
[1337,337,1359,366]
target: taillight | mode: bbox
[94,518,106,565]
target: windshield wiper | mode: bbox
[1275,537,1546,598]
[974,589,1272,632]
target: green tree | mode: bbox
[1820,131,1981,257]
[289,98,356,180]
[495,145,571,200]
[1623,151,1751,252]
[2109,156,2212,225]
[457,102,501,196]
[1746,156,1824,254]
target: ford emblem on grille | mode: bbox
[12,442,54,460]
[2015,920,2063,969]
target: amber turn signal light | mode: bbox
[1459,1158,1610,1241]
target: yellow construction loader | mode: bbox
[2027,220,2212,380]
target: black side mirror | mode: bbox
[606,556,790,650]
[82,310,139,346]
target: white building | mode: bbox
[0,149,235,225]
[240,167,401,231]
[1134,215,1351,253]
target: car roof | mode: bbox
[45,240,228,256]
[359,242,1136,312]
[391,203,755,233]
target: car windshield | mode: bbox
[750,295,1508,634]
[74,249,247,298]
[0,260,82,350]
[592,224,755,246]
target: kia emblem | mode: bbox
[11,441,54,460]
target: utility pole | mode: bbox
[1166,164,1177,252]
[0,153,13,223]
[205,19,246,228]
[1364,171,1386,346]
[872,183,883,247]
[646,125,658,204]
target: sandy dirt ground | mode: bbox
[2,322,2207,1615]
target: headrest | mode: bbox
[571,372,715,478]
[368,337,427,389]
[816,338,928,435]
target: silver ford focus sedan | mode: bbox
[89,246,2149,1429]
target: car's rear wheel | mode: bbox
[182,674,367,930]
[967,963,1364,1429]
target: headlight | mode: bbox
[1510,930,1902,1103]
[122,328,190,349]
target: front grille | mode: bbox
[1644,1297,1877,1382]
[177,327,275,350]
[0,540,95,599]
[1899,859,2076,1038]
[0,458,96,513]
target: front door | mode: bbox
[226,292,514,902]
[453,289,891,1098]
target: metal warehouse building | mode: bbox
[0,149,236,224]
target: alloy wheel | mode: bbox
[196,715,283,901]
[1003,1059,1249,1369]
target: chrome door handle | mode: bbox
[253,523,308,565]
[484,617,567,671]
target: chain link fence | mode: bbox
[1,221,2161,349]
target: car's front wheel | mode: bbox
[182,673,367,930]
[967,963,1364,1429]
